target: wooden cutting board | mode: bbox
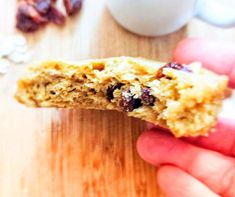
[1,0,235,196]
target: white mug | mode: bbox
[106,0,235,36]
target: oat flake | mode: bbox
[0,34,31,65]
[0,59,10,74]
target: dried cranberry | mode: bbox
[16,14,41,32]
[34,0,65,25]
[119,91,142,112]
[34,0,51,14]
[141,88,156,106]
[18,1,46,23]
[16,0,83,33]
[16,1,46,32]
[47,5,66,25]
[156,62,192,78]
[63,0,82,16]
[16,0,66,32]
[133,98,142,109]
[106,83,124,101]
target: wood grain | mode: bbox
[0,0,235,197]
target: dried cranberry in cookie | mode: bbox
[106,83,124,101]
[119,90,142,112]
[157,62,192,78]
[141,88,156,106]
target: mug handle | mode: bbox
[195,0,235,28]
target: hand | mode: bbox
[137,38,235,197]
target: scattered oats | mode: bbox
[0,59,10,74]
[11,35,27,46]
[14,44,28,54]
[0,34,31,65]
[8,51,30,64]
[0,39,15,57]
[21,51,32,63]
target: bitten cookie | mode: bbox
[15,57,228,137]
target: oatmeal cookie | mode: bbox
[15,57,228,137]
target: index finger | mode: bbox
[173,38,235,88]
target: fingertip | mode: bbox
[172,38,201,64]
[136,130,176,165]
[157,166,181,192]
[157,166,186,197]
[157,165,173,186]
[136,130,158,162]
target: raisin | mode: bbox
[50,90,56,95]
[68,88,76,92]
[63,0,82,16]
[141,88,156,106]
[133,98,142,109]
[156,62,192,78]
[106,83,124,101]
[90,88,96,93]
[119,91,142,112]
